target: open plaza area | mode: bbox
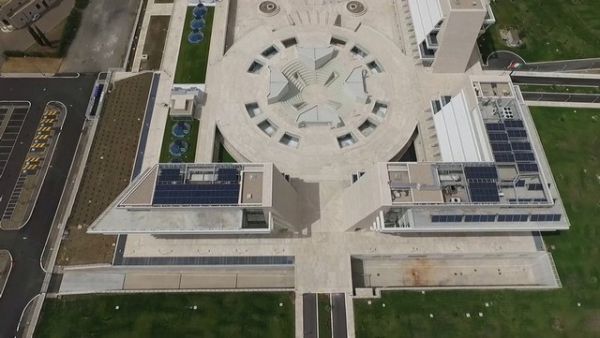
[0,0,599,337]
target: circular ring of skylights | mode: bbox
[259,1,280,16]
[346,1,367,16]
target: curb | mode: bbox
[0,250,13,299]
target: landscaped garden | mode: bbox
[354,107,600,338]
[174,5,215,84]
[478,0,600,62]
[159,117,199,163]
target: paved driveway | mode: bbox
[59,0,141,72]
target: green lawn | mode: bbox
[318,294,333,338]
[478,0,600,62]
[159,117,199,163]
[35,292,294,338]
[174,7,214,84]
[215,142,237,163]
[354,108,600,338]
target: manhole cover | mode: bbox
[259,1,279,14]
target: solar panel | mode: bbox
[157,168,183,183]
[530,214,562,222]
[494,152,515,163]
[518,163,539,173]
[431,215,463,223]
[507,129,528,138]
[514,152,535,161]
[464,166,498,181]
[485,123,505,131]
[527,183,544,191]
[217,168,240,183]
[510,142,532,151]
[468,182,500,202]
[464,214,496,222]
[491,142,512,152]
[515,179,525,187]
[504,120,524,128]
[487,132,509,142]
[153,183,240,205]
[497,214,529,222]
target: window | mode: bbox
[261,45,279,58]
[281,37,297,48]
[431,215,463,223]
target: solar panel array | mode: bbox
[217,168,240,183]
[485,119,539,174]
[153,166,241,205]
[464,165,500,202]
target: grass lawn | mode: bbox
[518,84,600,95]
[174,7,214,84]
[159,117,199,163]
[318,294,333,338]
[35,292,295,338]
[354,107,600,338]
[215,142,237,163]
[478,0,600,62]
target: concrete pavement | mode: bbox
[59,0,140,72]
[57,265,295,294]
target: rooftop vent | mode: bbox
[346,1,367,16]
[259,1,280,16]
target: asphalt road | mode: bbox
[331,293,348,338]
[512,75,600,87]
[486,51,600,72]
[521,92,600,104]
[0,74,96,338]
[303,293,317,338]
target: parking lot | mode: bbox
[0,102,30,178]
[0,73,96,338]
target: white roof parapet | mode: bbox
[408,0,443,44]
[297,46,335,70]
[268,67,291,104]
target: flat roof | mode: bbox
[448,0,484,10]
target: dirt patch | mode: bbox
[57,73,153,265]
[0,57,62,73]
[139,16,171,71]
[407,258,432,287]
[585,313,600,332]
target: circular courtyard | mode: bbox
[210,20,424,177]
